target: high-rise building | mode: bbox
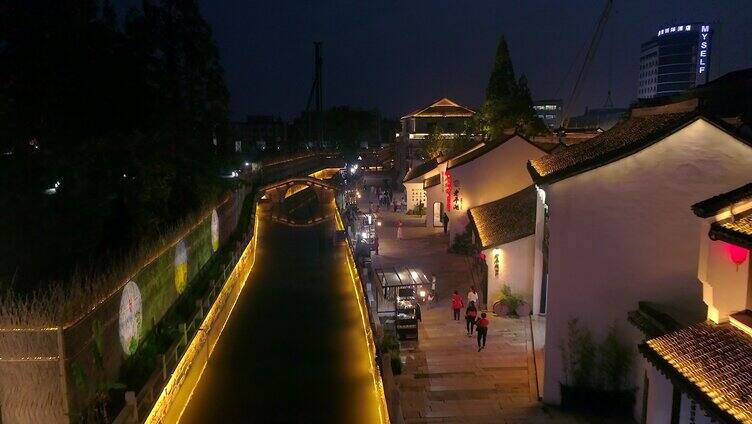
[638,23,713,99]
[533,99,562,128]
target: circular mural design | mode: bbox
[175,240,188,293]
[119,281,143,356]
[211,209,220,252]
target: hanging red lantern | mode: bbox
[726,242,749,268]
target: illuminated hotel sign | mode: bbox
[656,22,712,81]
[698,25,711,77]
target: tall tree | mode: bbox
[485,36,517,104]
[479,35,547,138]
[0,0,231,291]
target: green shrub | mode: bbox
[496,285,523,315]
[561,319,596,388]
[449,224,477,255]
[407,202,425,216]
[379,334,400,354]
[598,324,634,391]
[390,353,402,375]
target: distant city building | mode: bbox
[396,97,476,182]
[566,107,629,131]
[533,99,563,128]
[246,115,287,150]
[638,22,714,99]
[229,120,252,153]
[230,115,288,153]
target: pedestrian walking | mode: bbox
[441,211,449,234]
[396,220,403,240]
[465,301,478,336]
[476,312,489,351]
[393,200,397,212]
[451,290,464,321]
[374,235,379,255]
[467,286,479,307]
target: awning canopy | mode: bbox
[375,266,430,288]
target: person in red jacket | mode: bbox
[476,312,490,351]
[465,301,478,336]
[451,290,464,321]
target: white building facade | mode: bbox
[528,105,752,420]
[640,183,752,423]
[441,135,549,242]
[468,186,539,313]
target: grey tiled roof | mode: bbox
[641,321,752,424]
[467,186,537,249]
[693,182,752,218]
[710,213,752,249]
[529,112,698,184]
[403,158,440,183]
[401,97,475,119]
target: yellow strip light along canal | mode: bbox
[335,202,390,424]
[145,205,260,424]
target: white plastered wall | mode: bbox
[540,119,752,412]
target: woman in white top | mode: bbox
[467,286,479,306]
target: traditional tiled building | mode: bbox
[527,99,752,418]
[396,98,475,182]
[467,185,539,313]
[639,183,752,423]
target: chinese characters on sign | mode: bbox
[493,251,500,277]
[452,179,462,211]
[444,171,452,208]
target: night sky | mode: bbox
[122,1,752,120]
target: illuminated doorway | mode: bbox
[433,202,443,227]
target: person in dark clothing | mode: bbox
[476,312,489,351]
[465,301,478,336]
[374,236,379,255]
[442,212,449,234]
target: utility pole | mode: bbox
[305,42,324,149]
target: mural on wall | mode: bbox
[119,280,143,356]
[175,240,188,293]
[211,209,220,252]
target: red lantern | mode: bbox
[726,242,749,268]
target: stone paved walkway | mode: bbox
[361,187,585,423]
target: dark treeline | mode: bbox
[288,106,396,156]
[0,0,231,291]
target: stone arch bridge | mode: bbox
[259,176,336,225]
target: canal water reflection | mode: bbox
[179,201,382,423]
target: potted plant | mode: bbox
[492,285,525,317]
